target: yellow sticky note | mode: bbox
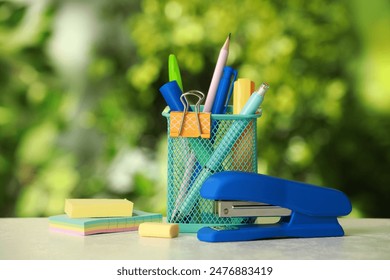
[65,199,133,218]
[138,222,179,238]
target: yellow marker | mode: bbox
[138,222,179,238]
[233,78,255,114]
[232,79,255,171]
[65,199,133,218]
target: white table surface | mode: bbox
[0,218,389,260]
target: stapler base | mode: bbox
[197,212,344,242]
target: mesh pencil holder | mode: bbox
[162,105,262,232]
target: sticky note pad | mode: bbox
[65,198,133,218]
[49,210,162,236]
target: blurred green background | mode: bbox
[1,0,389,218]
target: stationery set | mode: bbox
[160,34,352,242]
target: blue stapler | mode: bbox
[197,171,352,242]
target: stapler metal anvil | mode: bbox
[197,171,352,242]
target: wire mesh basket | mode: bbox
[162,105,262,232]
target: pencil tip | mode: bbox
[223,33,231,50]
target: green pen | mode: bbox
[169,54,183,91]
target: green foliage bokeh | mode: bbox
[0,0,389,217]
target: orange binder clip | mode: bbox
[170,91,211,139]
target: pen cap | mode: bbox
[211,66,237,114]
[240,83,269,115]
[169,54,183,91]
[159,80,185,111]
[233,78,255,114]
